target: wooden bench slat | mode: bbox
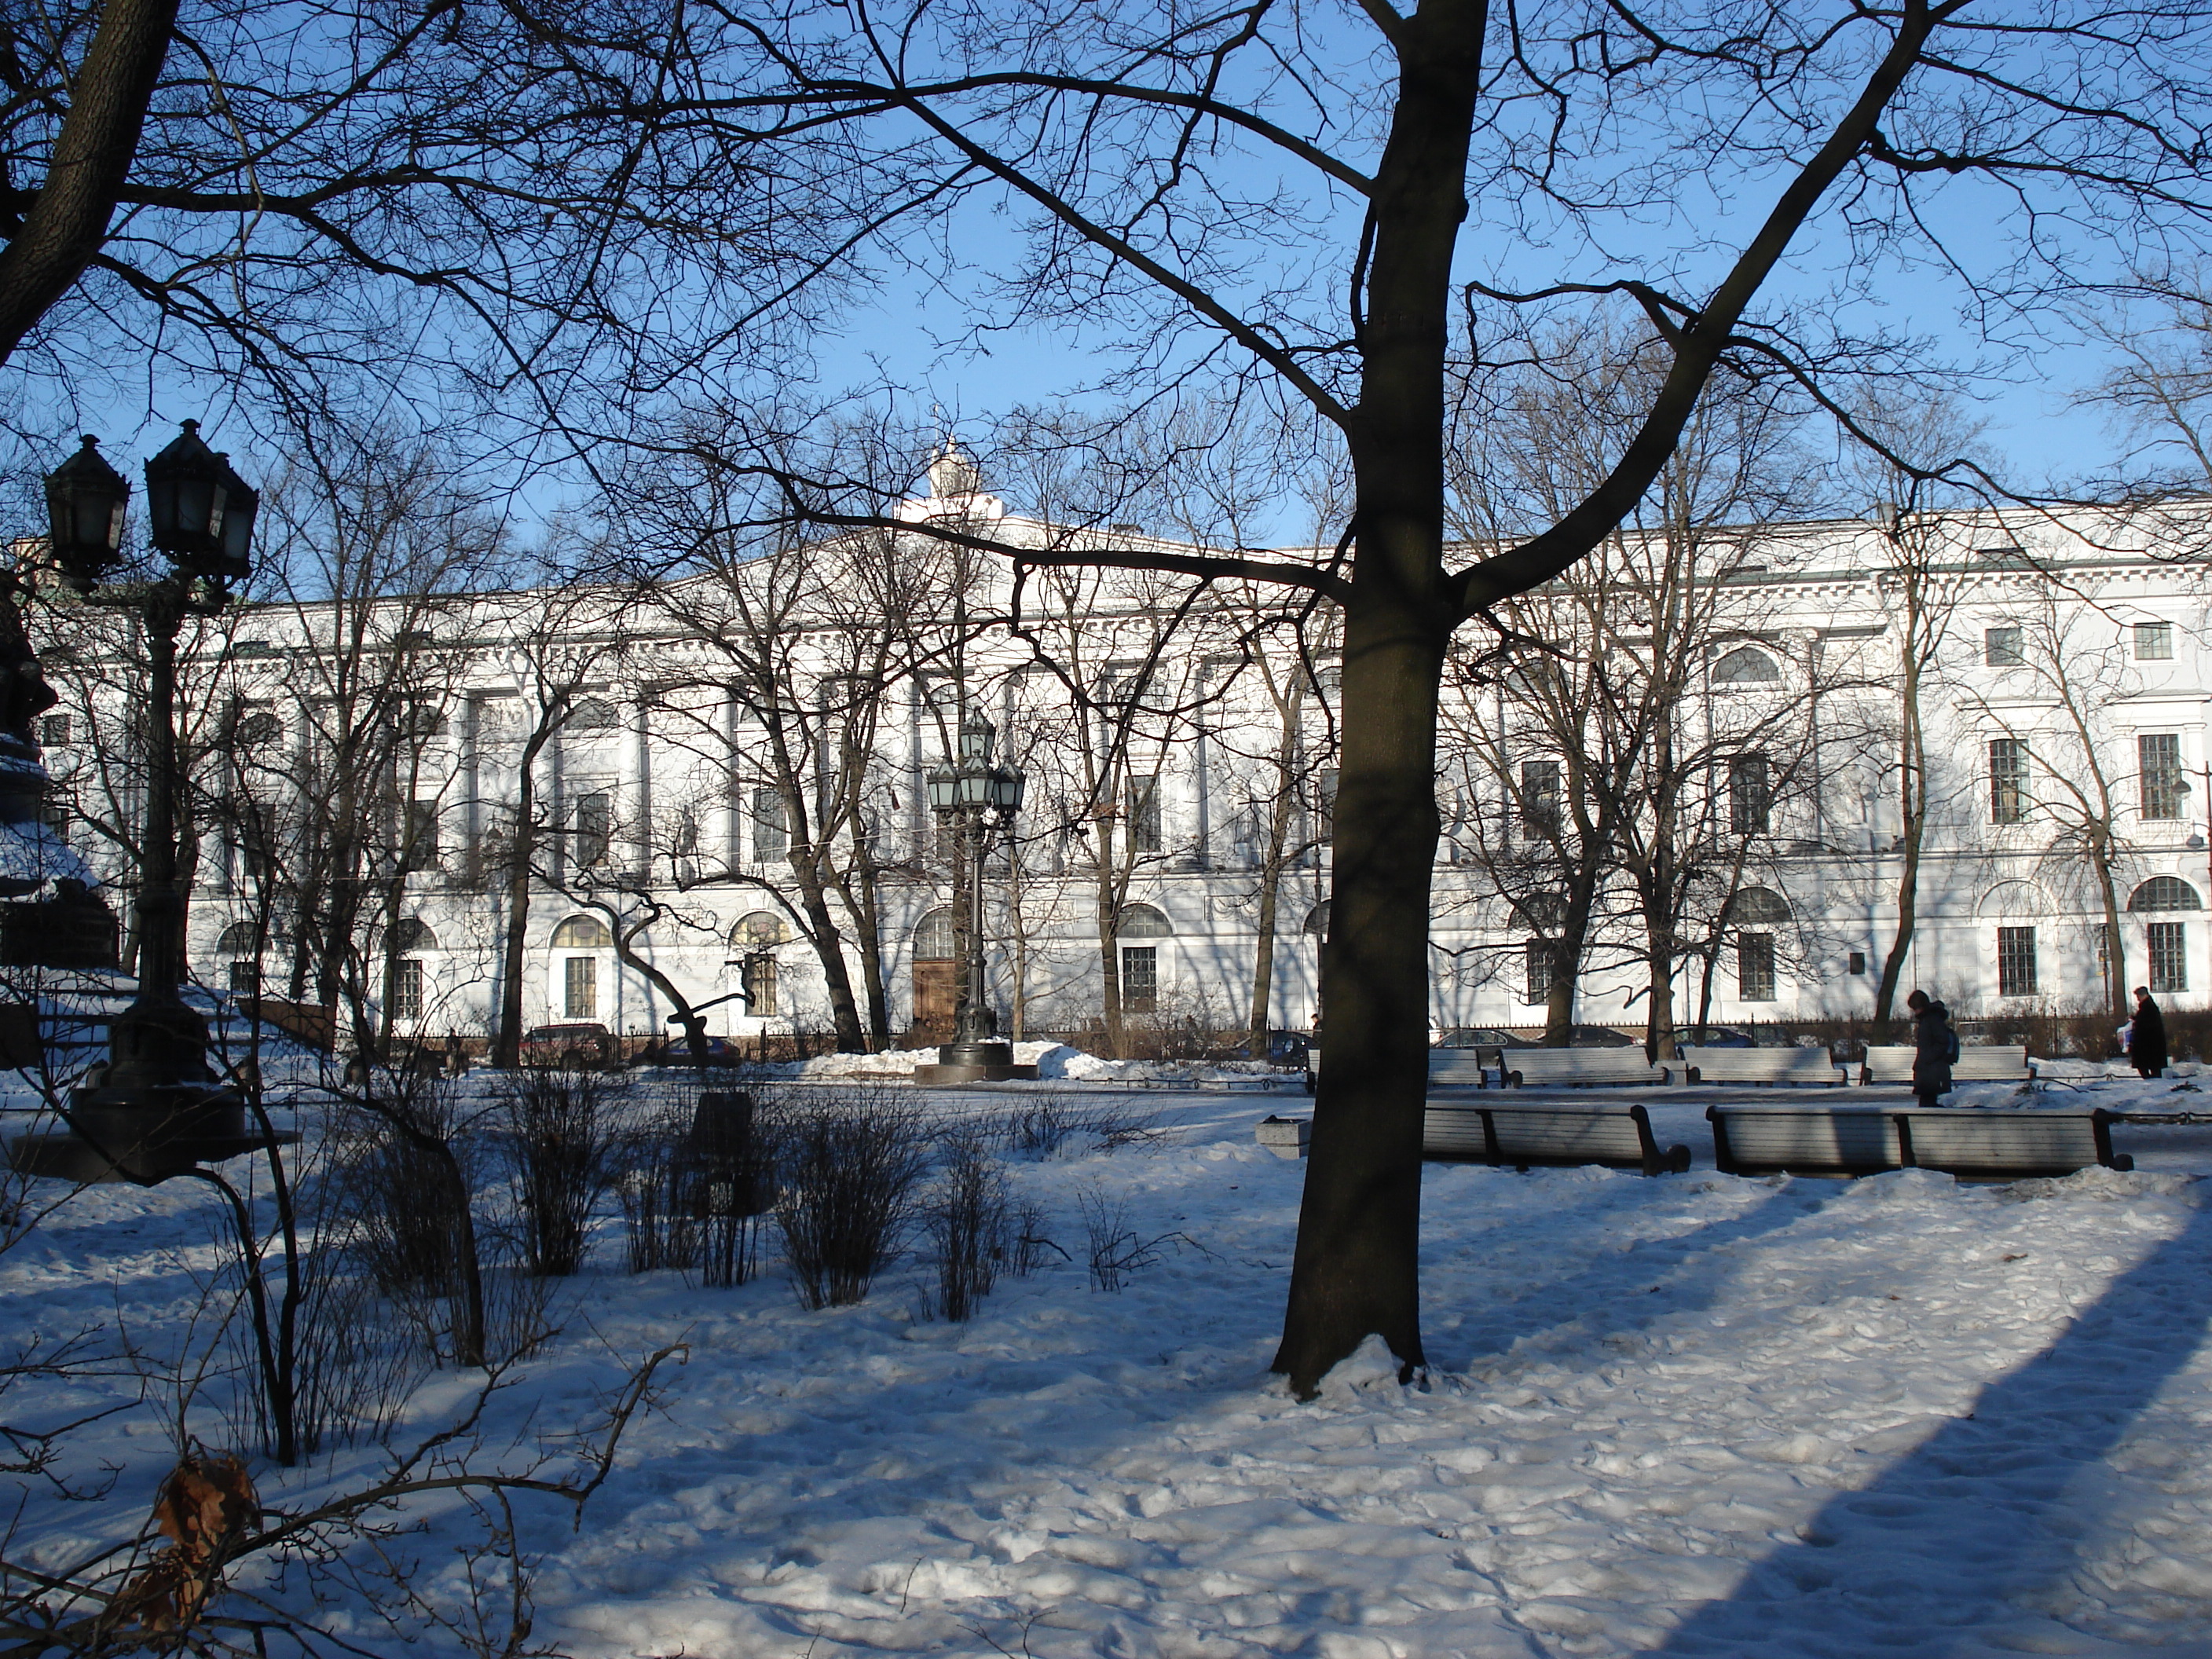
[1504,1050,1667,1088]
[1675,1047,1847,1086]
[1425,1102,1690,1175]
[1708,1104,2124,1179]
[1860,1045,2035,1084]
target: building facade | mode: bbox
[31,473,2212,1049]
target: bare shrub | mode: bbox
[995,1090,1161,1159]
[925,1136,1009,1321]
[616,1096,702,1275]
[325,1075,492,1367]
[772,1088,930,1309]
[1008,1199,1064,1277]
[617,1088,775,1285]
[499,1068,625,1276]
[1078,1188,1159,1292]
[692,1090,775,1289]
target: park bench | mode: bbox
[1503,1049,1667,1088]
[1707,1102,2128,1180]
[1670,1046,1847,1086]
[1424,1101,1690,1175]
[1860,1044,2036,1085]
[1428,1050,1494,1087]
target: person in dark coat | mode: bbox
[1906,989,1951,1106]
[2131,986,2169,1079]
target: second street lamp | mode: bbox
[915,709,1035,1086]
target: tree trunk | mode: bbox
[1874,599,1926,1035]
[492,764,541,1069]
[1272,0,1481,1395]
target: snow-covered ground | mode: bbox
[9,1065,2212,1656]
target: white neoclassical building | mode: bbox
[31,469,2212,1050]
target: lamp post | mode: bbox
[13,423,278,1183]
[915,708,1036,1084]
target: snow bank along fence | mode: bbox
[1708,1103,2128,1180]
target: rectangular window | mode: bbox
[1848,950,1866,976]
[1518,759,1561,838]
[573,790,611,867]
[1985,625,2024,667]
[1315,768,1339,840]
[229,959,262,996]
[1128,778,1162,854]
[1737,932,1777,1002]
[390,958,423,1021]
[1988,738,2030,826]
[1997,926,2039,998]
[2140,733,2187,820]
[1729,753,1771,837]
[38,715,70,748]
[2137,621,2175,661]
[752,787,788,861]
[742,954,778,1017]
[1522,939,1553,1006]
[563,954,597,1019]
[1121,944,1159,1013]
[403,800,441,871]
[2150,921,2188,994]
[39,789,71,841]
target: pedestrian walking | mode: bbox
[2131,986,2170,1080]
[1906,989,1953,1107]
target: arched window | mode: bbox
[731,910,791,949]
[234,711,284,748]
[217,923,261,954]
[2130,875,2204,912]
[1726,887,1790,925]
[551,914,612,948]
[1977,880,2046,919]
[1511,893,1567,933]
[1302,900,1330,937]
[1115,903,1174,938]
[1712,646,1782,684]
[567,697,619,731]
[389,917,438,951]
[913,906,955,961]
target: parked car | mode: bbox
[1666,1026,1756,1049]
[629,1033,741,1068]
[520,1022,616,1070]
[1432,1026,1538,1049]
[1208,1029,1310,1066]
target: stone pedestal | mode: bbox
[913,1060,1040,1086]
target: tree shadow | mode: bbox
[1650,1195,2212,1654]
[1421,1175,1845,1372]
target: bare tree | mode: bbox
[666,2,2212,1392]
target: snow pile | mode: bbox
[773,1041,1297,1087]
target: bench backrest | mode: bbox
[1424,1101,1688,1174]
[1428,1051,1492,1085]
[1708,1104,2121,1177]
[1507,1049,1665,1086]
[1954,1046,2034,1080]
[1862,1043,2034,1082]
[1861,1046,1917,1082]
[1679,1047,1845,1084]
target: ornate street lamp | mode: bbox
[13,423,280,1183]
[916,707,1035,1084]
